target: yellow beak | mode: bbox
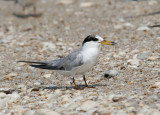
[99,40,117,45]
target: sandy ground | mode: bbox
[0,0,160,114]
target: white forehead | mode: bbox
[95,35,104,41]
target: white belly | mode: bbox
[58,47,99,76]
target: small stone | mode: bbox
[137,53,149,59]
[31,88,39,91]
[36,109,60,115]
[102,70,119,79]
[148,56,158,61]
[4,73,18,80]
[112,97,126,102]
[118,51,126,56]
[56,42,63,46]
[42,42,56,51]
[57,0,73,5]
[42,74,52,78]
[127,58,140,67]
[16,84,27,92]
[0,92,6,98]
[148,0,158,5]
[8,92,20,103]
[24,110,35,115]
[54,89,62,95]
[80,2,95,8]
[137,26,150,31]
[115,110,127,115]
[62,95,71,103]
[114,25,123,30]
[80,101,97,111]
[34,82,41,86]
[150,95,158,101]
[131,49,139,54]
[150,82,160,89]
[124,22,134,28]
[46,94,57,102]
[148,109,160,115]
[156,37,160,40]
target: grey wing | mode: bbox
[55,48,84,71]
[18,48,84,71]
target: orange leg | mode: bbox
[33,6,36,17]
[72,77,78,90]
[83,75,94,88]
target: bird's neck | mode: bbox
[82,42,100,50]
[82,43,100,56]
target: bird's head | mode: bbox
[82,35,116,48]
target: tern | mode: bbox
[18,35,116,89]
[15,0,39,16]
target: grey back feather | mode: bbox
[18,48,84,71]
[46,48,84,71]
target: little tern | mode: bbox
[18,35,116,89]
[15,0,39,16]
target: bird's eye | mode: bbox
[94,38,98,41]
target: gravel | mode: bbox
[0,0,160,114]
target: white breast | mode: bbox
[59,47,100,76]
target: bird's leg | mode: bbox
[72,76,78,90]
[33,6,37,17]
[83,75,94,88]
[22,7,26,16]
[83,75,89,87]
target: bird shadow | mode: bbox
[0,84,107,94]
[40,84,107,90]
[13,13,42,18]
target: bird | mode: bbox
[14,0,39,16]
[18,35,116,89]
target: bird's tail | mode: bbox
[17,61,46,64]
[17,61,59,70]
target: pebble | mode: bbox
[113,110,127,115]
[112,97,126,102]
[124,22,134,28]
[102,70,119,79]
[0,92,6,98]
[7,92,20,103]
[80,2,95,8]
[114,25,123,30]
[148,0,158,5]
[24,110,35,115]
[16,84,27,92]
[57,0,73,5]
[80,101,97,111]
[127,58,140,67]
[148,56,158,61]
[137,53,149,59]
[131,49,139,54]
[34,82,41,86]
[137,26,150,31]
[156,37,160,40]
[42,74,52,78]
[42,42,56,51]
[36,109,60,115]
[150,82,160,88]
[118,51,126,56]
[3,72,18,80]
[46,94,57,102]
[62,95,71,103]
